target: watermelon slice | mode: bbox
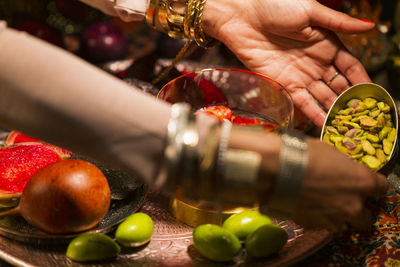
[5,130,72,156]
[0,143,71,207]
[196,106,233,122]
[232,115,277,131]
[5,131,41,146]
[196,105,277,131]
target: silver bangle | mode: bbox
[262,131,308,218]
[216,124,262,206]
[154,103,198,195]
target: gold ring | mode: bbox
[326,72,339,86]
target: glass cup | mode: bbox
[158,68,294,227]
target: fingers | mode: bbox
[320,67,350,95]
[308,0,375,34]
[286,87,327,128]
[346,204,373,231]
[334,47,372,85]
[305,80,337,110]
[374,172,389,198]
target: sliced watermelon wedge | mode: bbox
[5,130,73,156]
[0,143,71,207]
[5,131,41,146]
[196,106,233,122]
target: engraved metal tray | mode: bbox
[0,188,330,267]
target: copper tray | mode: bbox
[0,189,330,267]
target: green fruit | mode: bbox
[245,224,288,259]
[223,210,272,241]
[115,212,154,247]
[66,233,120,262]
[193,224,241,262]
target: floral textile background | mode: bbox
[302,187,400,266]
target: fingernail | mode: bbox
[359,18,375,23]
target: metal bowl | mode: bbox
[320,83,399,178]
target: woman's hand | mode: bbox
[293,138,388,231]
[203,0,374,128]
[228,129,388,232]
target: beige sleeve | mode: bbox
[0,23,171,184]
[79,0,149,21]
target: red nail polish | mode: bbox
[359,18,374,23]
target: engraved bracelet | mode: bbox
[262,131,309,218]
[154,103,197,195]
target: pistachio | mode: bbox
[343,137,356,150]
[353,136,367,144]
[355,102,368,112]
[388,128,397,143]
[339,108,355,116]
[345,128,358,139]
[360,117,378,128]
[377,102,391,113]
[361,155,381,170]
[383,139,393,155]
[379,127,393,140]
[335,115,352,121]
[341,121,361,129]
[335,142,349,154]
[352,110,369,117]
[350,144,363,155]
[323,133,332,144]
[369,125,384,134]
[337,126,349,134]
[372,143,383,149]
[361,140,376,155]
[369,109,380,118]
[326,126,339,135]
[330,135,343,143]
[377,102,385,110]
[347,99,361,108]
[376,113,386,127]
[351,153,364,159]
[376,149,386,163]
[351,115,368,123]
[364,97,377,109]
[366,133,380,143]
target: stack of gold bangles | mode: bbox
[145,0,218,48]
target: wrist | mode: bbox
[228,128,282,205]
[261,131,309,218]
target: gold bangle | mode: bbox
[146,0,218,47]
[184,0,218,48]
[146,0,187,39]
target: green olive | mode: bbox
[115,212,154,247]
[193,224,241,262]
[245,224,288,259]
[66,233,120,262]
[222,210,272,241]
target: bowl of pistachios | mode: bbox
[320,83,399,175]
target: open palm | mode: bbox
[204,0,373,127]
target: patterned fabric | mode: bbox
[302,187,400,266]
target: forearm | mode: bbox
[0,23,170,183]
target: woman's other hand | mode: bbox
[203,0,375,128]
[229,130,388,232]
[293,138,388,231]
